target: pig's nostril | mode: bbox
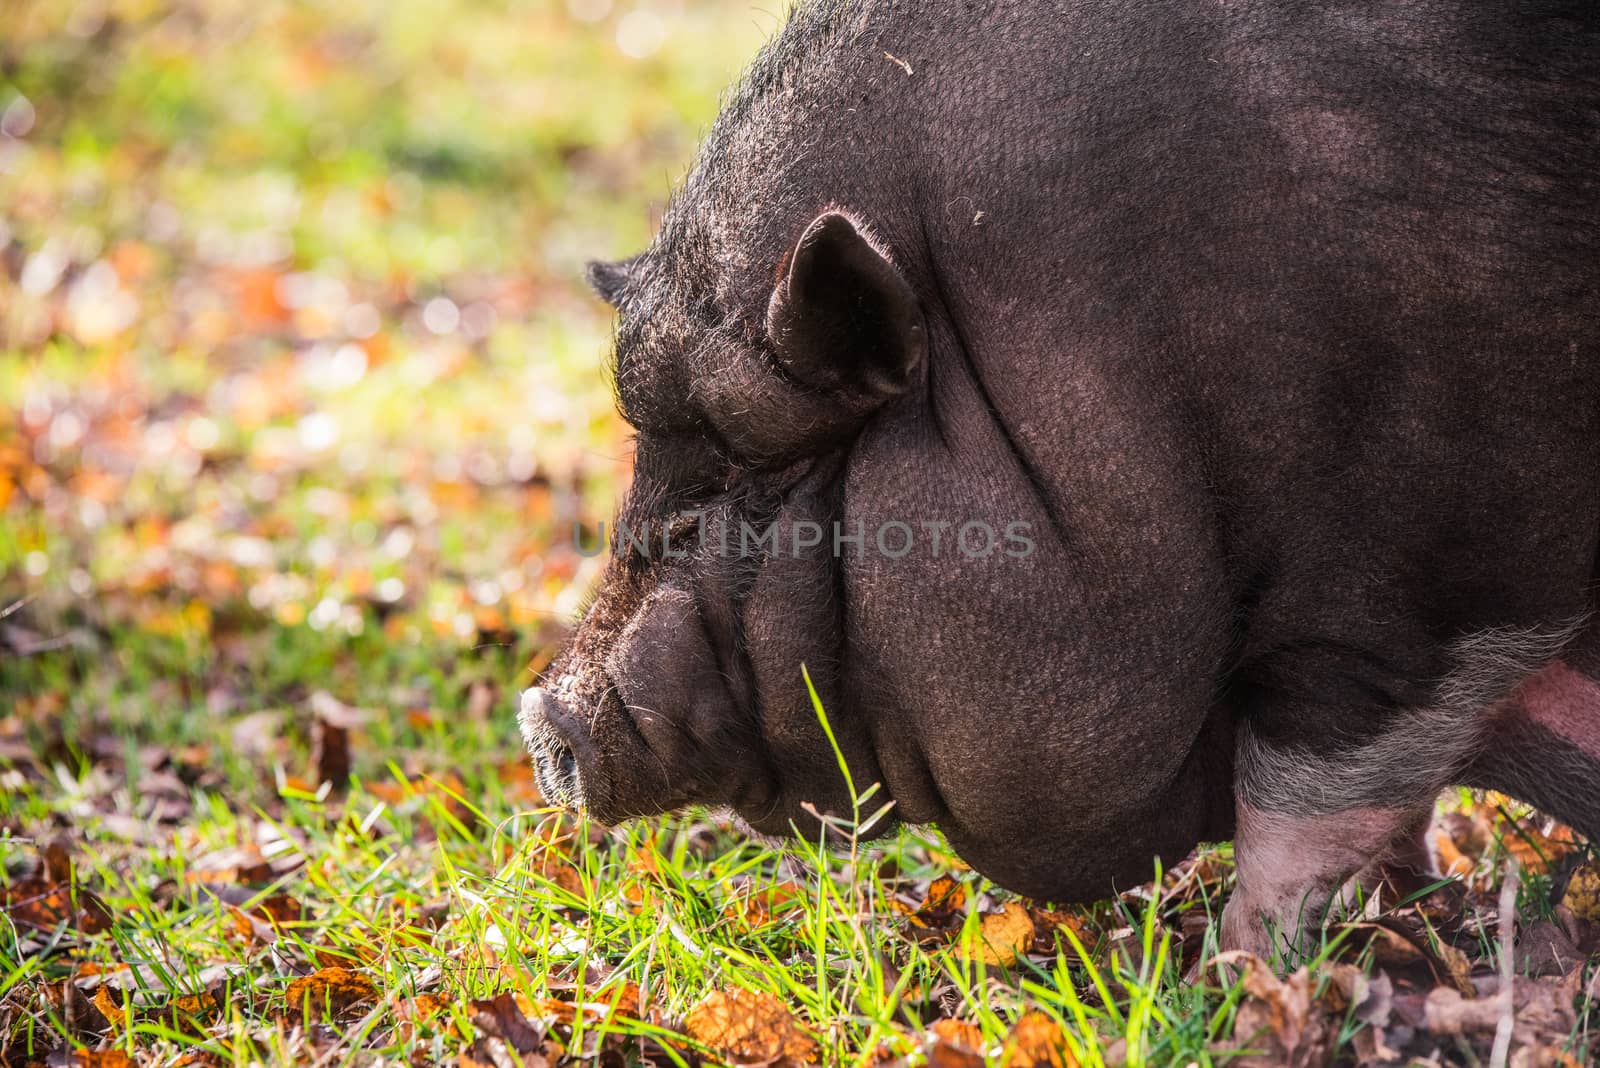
[554,742,578,786]
[520,686,588,808]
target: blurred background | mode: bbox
[0,0,769,793]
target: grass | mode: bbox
[2,0,1597,1064]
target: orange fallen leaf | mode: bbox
[960,902,1035,967]
[928,1017,985,1067]
[1501,818,1581,875]
[1001,1011,1077,1068]
[186,843,274,884]
[164,991,220,1027]
[62,1054,134,1068]
[94,984,130,1027]
[684,987,816,1065]
[894,874,967,935]
[1027,905,1091,954]
[533,981,641,1024]
[285,966,378,1020]
[930,1018,983,1050]
[1432,827,1474,878]
[1,876,114,933]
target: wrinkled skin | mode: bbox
[523,0,1600,958]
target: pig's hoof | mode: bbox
[1217,893,1327,969]
[1217,897,1276,958]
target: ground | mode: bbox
[1,1,1598,1065]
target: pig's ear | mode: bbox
[766,213,925,397]
[585,255,643,306]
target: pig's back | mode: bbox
[891,0,1600,642]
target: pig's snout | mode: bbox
[520,682,588,810]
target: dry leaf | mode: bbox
[1026,905,1090,954]
[684,987,816,1065]
[1497,811,1581,875]
[961,902,1034,966]
[1560,862,1600,922]
[1422,986,1502,1034]
[284,966,378,1020]
[929,1017,984,1051]
[58,1054,134,1068]
[927,1018,985,1068]
[1514,920,1583,978]
[896,875,967,932]
[532,981,641,1024]
[1225,955,1332,1068]
[469,992,547,1054]
[310,715,350,790]
[1000,1011,1077,1068]
[1,875,115,934]
[93,984,129,1027]
[727,881,807,928]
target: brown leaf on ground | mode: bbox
[92,985,129,1028]
[284,966,378,1020]
[532,982,641,1025]
[368,771,478,835]
[1421,972,1581,1062]
[37,978,112,1038]
[926,1017,985,1068]
[397,990,452,1021]
[49,1053,134,1068]
[1336,919,1474,995]
[1000,1011,1077,1068]
[1,875,114,936]
[1422,986,1503,1034]
[1515,920,1584,978]
[959,902,1035,967]
[1560,861,1600,923]
[1025,905,1092,955]
[726,880,807,929]
[89,985,220,1034]
[253,893,305,925]
[310,716,350,790]
[1434,811,1491,878]
[532,849,586,897]
[1488,798,1582,875]
[185,843,274,885]
[1222,955,1332,1068]
[684,987,816,1066]
[1323,964,1400,1064]
[469,992,547,1054]
[309,691,368,790]
[41,839,73,883]
[160,991,221,1029]
[460,1035,549,1068]
[895,875,968,934]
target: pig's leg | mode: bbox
[1465,659,1600,840]
[1220,704,1479,961]
[1221,786,1436,963]
[1221,621,1588,961]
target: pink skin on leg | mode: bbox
[1509,660,1600,760]
[1220,802,1432,962]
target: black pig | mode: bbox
[522,0,1600,957]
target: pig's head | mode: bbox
[520,208,926,838]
